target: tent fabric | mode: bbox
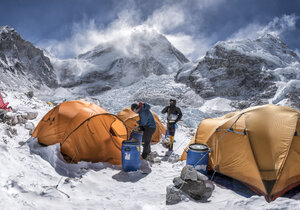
[116,107,166,143]
[181,104,300,202]
[32,100,128,165]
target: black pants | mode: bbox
[167,122,176,136]
[141,127,156,159]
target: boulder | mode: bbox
[6,126,17,137]
[181,165,198,181]
[166,185,182,205]
[17,115,27,124]
[172,165,215,202]
[22,112,38,120]
[25,122,35,130]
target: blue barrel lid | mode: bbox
[189,143,209,151]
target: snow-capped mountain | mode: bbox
[52,27,189,95]
[176,34,300,109]
[0,26,58,91]
[1,25,300,209]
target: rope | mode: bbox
[175,113,245,191]
[210,169,217,181]
[191,113,244,169]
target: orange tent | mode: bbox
[32,100,128,165]
[116,107,166,143]
[181,104,300,202]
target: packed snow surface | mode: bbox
[1,81,300,209]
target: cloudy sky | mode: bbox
[0,0,299,60]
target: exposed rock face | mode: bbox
[176,34,300,109]
[54,27,189,95]
[0,26,58,90]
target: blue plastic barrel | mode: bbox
[121,140,141,172]
[129,130,143,144]
[186,143,209,175]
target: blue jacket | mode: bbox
[137,103,156,129]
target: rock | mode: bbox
[9,114,18,126]
[202,180,215,200]
[0,26,58,90]
[26,91,34,99]
[175,34,300,109]
[22,112,38,120]
[0,110,6,122]
[197,171,208,181]
[180,179,207,201]
[180,165,198,181]
[25,122,35,130]
[17,115,27,124]
[146,151,160,163]
[152,157,161,163]
[168,153,180,163]
[166,185,182,205]
[173,177,186,188]
[161,137,170,148]
[174,166,214,202]
[6,126,17,137]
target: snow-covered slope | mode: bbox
[1,87,300,209]
[0,26,58,91]
[51,27,189,95]
[176,34,300,109]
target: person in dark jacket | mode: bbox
[161,99,182,151]
[131,102,156,159]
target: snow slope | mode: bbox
[1,75,300,209]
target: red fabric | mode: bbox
[137,102,143,113]
[0,93,10,110]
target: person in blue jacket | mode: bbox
[131,102,156,159]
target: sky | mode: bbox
[0,0,299,60]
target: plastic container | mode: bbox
[129,130,143,143]
[186,143,209,175]
[121,140,141,172]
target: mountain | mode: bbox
[175,34,300,109]
[0,26,58,91]
[52,27,189,95]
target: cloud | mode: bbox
[41,0,225,60]
[229,14,299,41]
[166,33,215,60]
[145,4,185,33]
[260,14,298,36]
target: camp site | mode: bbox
[1,1,300,209]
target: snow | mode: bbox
[1,79,300,209]
[1,27,300,209]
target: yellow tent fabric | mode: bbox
[116,107,166,143]
[181,104,300,202]
[32,100,128,165]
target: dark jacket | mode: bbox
[161,101,182,123]
[137,103,156,129]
